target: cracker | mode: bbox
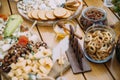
[65,0,77,6]
[53,8,67,18]
[31,10,39,20]
[65,0,81,11]
[38,10,48,20]
[45,10,56,20]
[73,2,80,8]
[27,11,33,19]
[62,10,71,18]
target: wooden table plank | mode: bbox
[83,0,120,80]
[37,26,58,48]
[0,0,11,16]
[83,62,114,80]
[106,54,120,80]
[37,24,86,80]
[63,69,86,80]
[108,8,120,20]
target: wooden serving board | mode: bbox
[48,59,70,78]
[48,37,70,78]
[66,45,91,74]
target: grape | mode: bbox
[113,6,120,12]
[112,0,118,4]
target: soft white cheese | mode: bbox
[1,44,11,52]
[39,4,48,10]
[0,53,4,59]
[49,0,57,9]
[19,0,67,12]
[29,34,39,43]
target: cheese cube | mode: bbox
[11,63,17,70]
[12,77,18,80]
[42,49,52,56]
[39,47,45,52]
[23,66,32,73]
[8,72,14,77]
[15,69,22,76]
[22,73,29,80]
[18,57,24,62]
[26,59,32,65]
[29,54,34,60]
[16,60,26,68]
[39,58,45,66]
[39,66,48,74]
[17,76,24,80]
[32,66,39,74]
[34,52,43,59]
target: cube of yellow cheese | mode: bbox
[39,66,48,74]
[23,66,32,73]
[16,60,26,68]
[32,66,39,74]
[26,59,32,65]
[8,72,14,77]
[15,69,22,76]
[22,73,29,80]
[12,77,18,80]
[18,57,24,62]
[10,63,17,70]
[39,58,46,66]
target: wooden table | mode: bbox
[0,0,120,80]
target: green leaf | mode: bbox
[113,6,120,12]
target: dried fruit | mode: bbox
[18,35,29,46]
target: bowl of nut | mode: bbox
[80,6,107,30]
[83,25,115,63]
